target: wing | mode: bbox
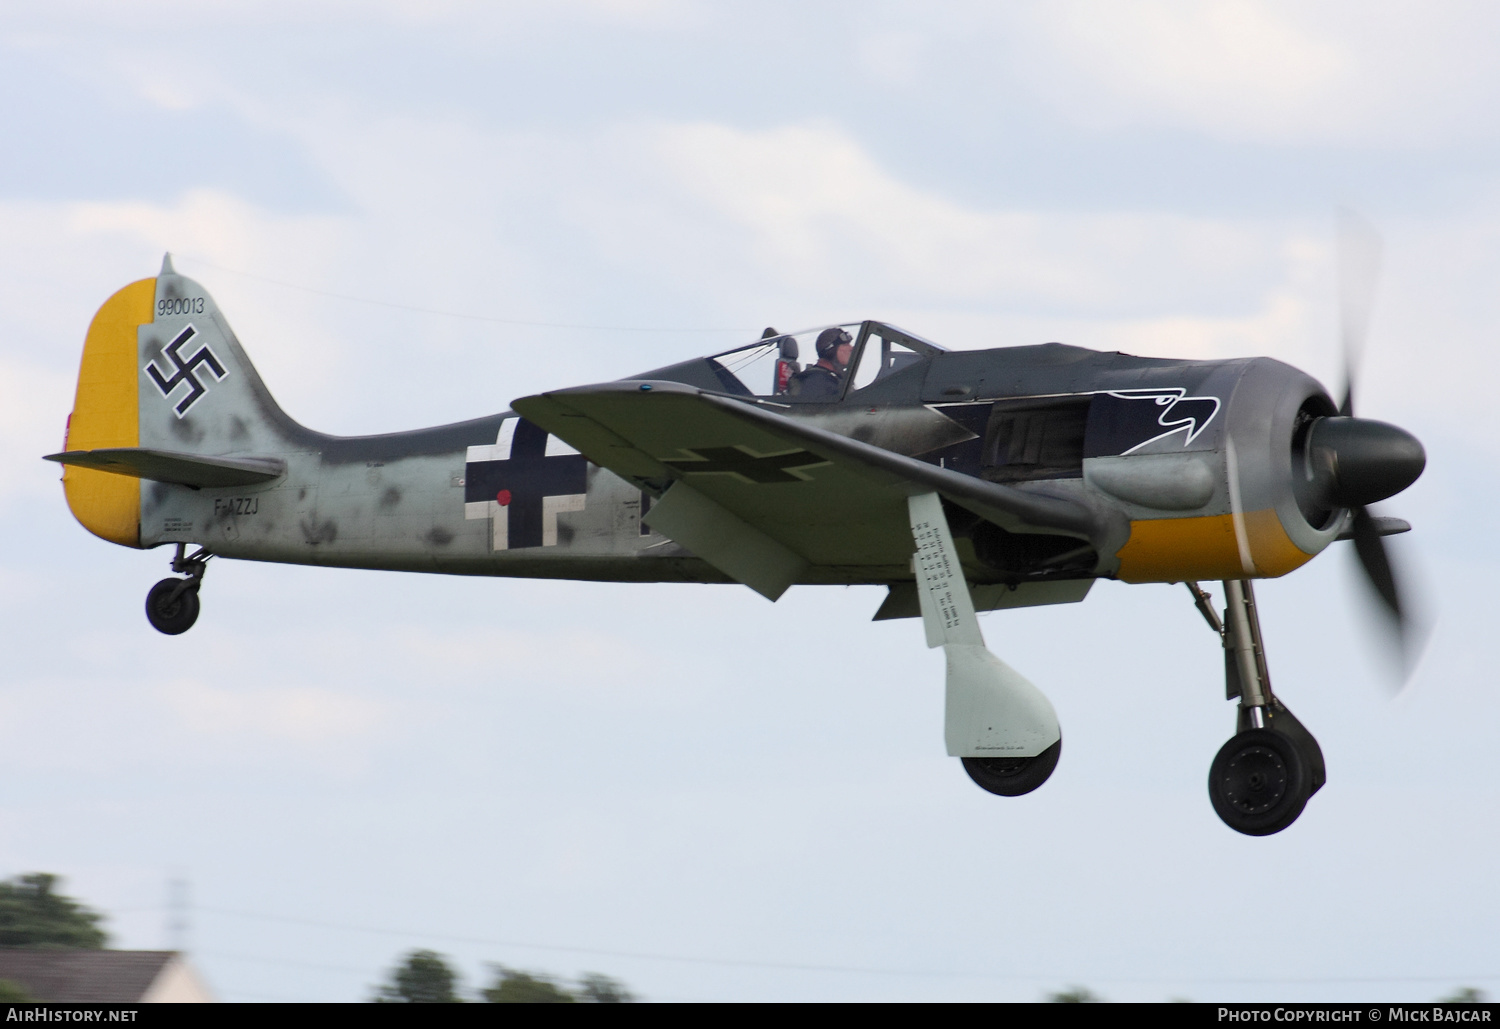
[512,379,1104,600]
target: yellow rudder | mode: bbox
[61,278,155,547]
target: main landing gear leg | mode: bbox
[908,493,1063,798]
[1186,580,1326,836]
[145,544,211,636]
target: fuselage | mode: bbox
[140,332,1342,589]
[59,274,1357,591]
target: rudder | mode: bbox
[61,278,155,547]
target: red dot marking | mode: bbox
[496,489,512,506]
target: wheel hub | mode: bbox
[974,757,1029,778]
[1219,744,1289,814]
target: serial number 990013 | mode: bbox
[158,297,205,316]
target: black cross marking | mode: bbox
[661,446,828,484]
[464,419,587,549]
[145,325,228,417]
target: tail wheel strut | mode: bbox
[145,544,210,636]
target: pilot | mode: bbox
[788,327,853,400]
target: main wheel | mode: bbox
[145,578,200,635]
[961,738,1062,797]
[1208,728,1310,836]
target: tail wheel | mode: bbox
[961,738,1062,797]
[1208,728,1311,836]
[146,578,200,636]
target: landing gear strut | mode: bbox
[1187,580,1326,836]
[146,544,210,636]
[903,493,1063,798]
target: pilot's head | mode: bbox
[816,327,854,370]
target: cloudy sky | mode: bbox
[1,1,1497,1002]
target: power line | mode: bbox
[177,254,755,335]
[216,987,314,1003]
[191,906,1500,986]
[200,950,717,1002]
[196,905,986,980]
[200,950,373,976]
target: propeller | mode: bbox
[1337,209,1383,417]
[1302,210,1426,675]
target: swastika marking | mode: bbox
[145,325,228,417]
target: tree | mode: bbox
[372,949,462,1003]
[1439,987,1486,1003]
[1047,984,1104,1002]
[578,972,635,1003]
[0,874,107,949]
[483,966,576,1003]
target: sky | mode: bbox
[0,0,1497,1003]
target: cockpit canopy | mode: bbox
[637,321,947,402]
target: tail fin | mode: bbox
[55,255,299,547]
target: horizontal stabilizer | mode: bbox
[45,448,285,489]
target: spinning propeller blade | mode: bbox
[1332,211,1425,679]
[1348,506,1400,622]
[1337,208,1383,418]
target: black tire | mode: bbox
[1208,728,1310,836]
[145,578,200,635]
[962,737,1062,797]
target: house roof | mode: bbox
[0,949,178,1002]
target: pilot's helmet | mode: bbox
[815,326,853,361]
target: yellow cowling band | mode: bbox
[61,278,154,548]
[1114,509,1313,583]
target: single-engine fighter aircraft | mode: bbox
[48,244,1424,836]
